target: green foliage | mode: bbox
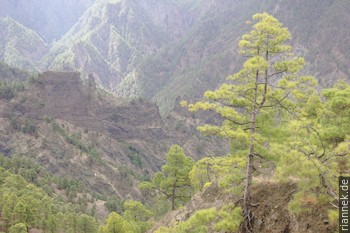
[0,80,25,99]
[0,154,41,183]
[273,81,350,216]
[140,145,194,210]
[8,116,37,135]
[155,208,216,233]
[155,205,242,233]
[127,145,142,168]
[104,195,123,214]
[123,200,153,222]
[183,14,317,230]
[99,201,153,233]
[327,209,339,227]
[123,200,153,233]
[213,205,242,232]
[8,223,27,233]
[186,12,315,148]
[76,214,98,233]
[320,81,350,146]
[0,154,105,232]
[98,212,132,233]
[151,196,172,219]
[50,120,103,164]
[179,12,347,231]
[0,153,84,199]
[21,119,37,135]
[0,167,99,232]
[57,176,82,198]
[189,156,246,194]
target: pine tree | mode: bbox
[76,214,98,233]
[184,12,316,232]
[8,223,27,233]
[140,145,194,210]
[123,200,153,222]
[98,212,131,233]
[274,81,350,219]
[123,200,153,233]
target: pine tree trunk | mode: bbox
[243,147,254,232]
[242,70,259,232]
[171,180,177,210]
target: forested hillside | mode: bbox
[0,1,349,232]
[152,12,349,233]
[0,70,227,231]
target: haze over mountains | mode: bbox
[1,0,349,115]
[0,0,95,42]
[0,1,349,232]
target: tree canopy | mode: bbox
[140,145,194,210]
[183,12,317,232]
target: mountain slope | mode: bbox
[40,0,194,89]
[269,0,350,87]
[0,71,226,200]
[0,17,48,71]
[0,0,95,42]
[0,62,32,81]
[122,0,350,114]
[1,0,349,115]
[150,182,336,233]
[40,0,350,115]
[123,0,262,114]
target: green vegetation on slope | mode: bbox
[0,153,155,233]
[0,3,349,231]
[2,0,350,117]
[140,145,194,211]
[0,165,99,232]
[0,0,95,42]
[0,17,47,71]
[156,12,347,232]
[118,0,350,115]
[0,80,24,99]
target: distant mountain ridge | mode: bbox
[40,0,191,89]
[0,17,48,71]
[0,0,95,42]
[1,0,350,115]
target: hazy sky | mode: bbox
[0,0,95,41]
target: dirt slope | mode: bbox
[0,71,227,201]
[151,181,336,233]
